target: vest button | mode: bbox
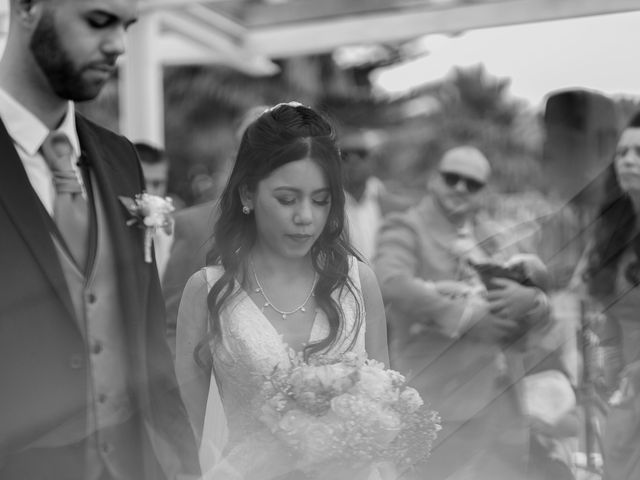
[92,342,103,354]
[87,293,97,304]
[69,354,84,369]
[98,393,107,403]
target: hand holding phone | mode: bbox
[470,261,530,290]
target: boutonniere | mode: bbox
[119,193,175,263]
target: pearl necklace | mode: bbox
[251,261,317,319]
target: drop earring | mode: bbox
[242,205,251,215]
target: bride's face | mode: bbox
[248,157,331,259]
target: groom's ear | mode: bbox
[239,184,254,210]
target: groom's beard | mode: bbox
[30,9,111,102]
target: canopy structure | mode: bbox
[2,0,640,144]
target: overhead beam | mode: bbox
[244,0,640,58]
[161,11,279,75]
[120,11,165,145]
[139,0,226,12]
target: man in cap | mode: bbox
[162,105,268,355]
[374,146,550,479]
[341,129,414,262]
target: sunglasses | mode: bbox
[439,171,485,193]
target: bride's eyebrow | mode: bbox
[273,187,330,194]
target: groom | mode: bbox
[0,1,198,479]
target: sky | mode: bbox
[371,11,640,110]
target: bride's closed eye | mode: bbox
[276,196,296,206]
[312,195,331,206]
[275,195,330,206]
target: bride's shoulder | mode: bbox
[202,265,225,288]
[349,256,373,288]
[187,265,224,288]
[184,265,225,291]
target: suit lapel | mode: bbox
[0,118,76,318]
[75,116,149,351]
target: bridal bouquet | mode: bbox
[259,352,440,473]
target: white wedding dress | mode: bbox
[186,258,380,480]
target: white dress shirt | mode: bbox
[0,88,82,215]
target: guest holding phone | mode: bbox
[374,145,551,480]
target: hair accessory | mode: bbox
[251,261,317,319]
[242,205,251,215]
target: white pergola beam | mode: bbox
[157,31,231,66]
[139,0,227,12]
[120,12,165,145]
[107,0,640,145]
[245,0,640,58]
[161,11,279,75]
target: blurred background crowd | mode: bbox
[3,1,640,479]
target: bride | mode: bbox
[175,102,390,479]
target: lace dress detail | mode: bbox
[199,258,366,479]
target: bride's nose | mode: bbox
[293,200,313,225]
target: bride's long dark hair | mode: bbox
[196,102,362,367]
[584,111,640,298]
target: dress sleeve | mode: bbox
[175,270,213,444]
[175,269,230,476]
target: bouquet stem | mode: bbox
[144,228,153,263]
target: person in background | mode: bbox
[341,129,413,262]
[162,105,267,355]
[135,142,169,197]
[134,141,175,280]
[572,111,640,480]
[0,0,198,479]
[374,145,551,480]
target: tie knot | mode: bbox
[41,131,81,194]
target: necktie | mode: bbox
[41,131,89,268]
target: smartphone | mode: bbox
[470,261,530,289]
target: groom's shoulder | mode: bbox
[76,113,137,154]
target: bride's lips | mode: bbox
[287,233,313,243]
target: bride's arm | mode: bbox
[359,261,390,367]
[175,270,211,444]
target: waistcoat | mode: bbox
[33,171,136,479]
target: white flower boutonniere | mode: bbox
[119,193,175,263]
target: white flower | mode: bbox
[279,409,311,434]
[259,354,440,468]
[399,387,424,413]
[356,364,396,402]
[377,410,402,431]
[119,193,175,262]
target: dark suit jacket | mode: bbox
[0,114,199,478]
[162,201,216,353]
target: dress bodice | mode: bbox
[201,258,367,452]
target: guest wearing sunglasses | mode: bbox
[374,145,551,480]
